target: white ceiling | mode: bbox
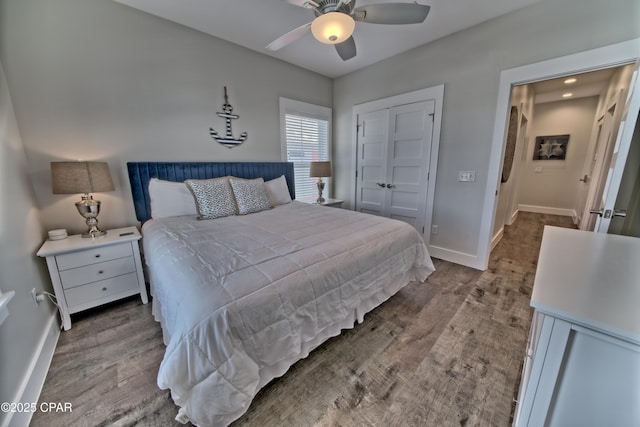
[114,0,543,78]
[531,67,619,104]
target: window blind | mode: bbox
[285,113,330,201]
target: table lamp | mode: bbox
[51,161,115,237]
[309,161,332,204]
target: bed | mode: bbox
[127,162,435,426]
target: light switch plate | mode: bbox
[458,170,476,182]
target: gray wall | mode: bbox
[0,0,333,235]
[493,84,535,240]
[0,63,52,425]
[518,96,599,212]
[333,0,640,257]
[0,0,332,419]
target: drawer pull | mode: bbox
[102,287,107,291]
[95,254,101,258]
[98,270,104,274]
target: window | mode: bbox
[280,98,331,201]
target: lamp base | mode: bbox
[81,226,107,239]
[76,195,106,238]
[316,179,326,204]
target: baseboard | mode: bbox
[510,209,519,225]
[572,212,580,225]
[3,314,60,427]
[491,227,504,251]
[427,244,485,270]
[518,204,576,217]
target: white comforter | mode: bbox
[142,201,435,426]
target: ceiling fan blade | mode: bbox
[353,3,430,25]
[266,22,312,51]
[284,0,318,9]
[335,36,356,61]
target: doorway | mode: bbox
[492,65,634,250]
[477,38,640,270]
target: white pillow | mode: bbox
[229,177,272,215]
[148,178,198,219]
[264,175,292,206]
[185,177,237,220]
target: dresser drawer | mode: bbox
[65,272,139,308]
[56,242,133,271]
[59,257,136,289]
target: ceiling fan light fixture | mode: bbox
[311,12,355,44]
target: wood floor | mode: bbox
[31,212,575,427]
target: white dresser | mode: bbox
[513,226,640,426]
[37,226,148,330]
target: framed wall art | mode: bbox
[533,134,569,160]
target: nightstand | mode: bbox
[37,226,148,330]
[305,198,344,208]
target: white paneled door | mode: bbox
[356,108,388,216]
[356,100,435,233]
[593,61,640,234]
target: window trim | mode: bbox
[279,97,332,200]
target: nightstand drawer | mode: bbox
[59,257,136,289]
[56,242,133,271]
[65,272,139,308]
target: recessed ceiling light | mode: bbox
[564,78,577,84]
[562,92,573,98]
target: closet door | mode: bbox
[386,100,434,229]
[356,100,435,232]
[356,108,389,216]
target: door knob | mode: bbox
[376,183,386,188]
[579,174,589,182]
[386,184,396,189]
[591,209,615,218]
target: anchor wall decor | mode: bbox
[210,86,247,148]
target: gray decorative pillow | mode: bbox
[229,177,272,215]
[185,177,236,219]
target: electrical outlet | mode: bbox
[31,288,45,305]
[431,225,439,235]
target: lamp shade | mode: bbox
[309,161,332,178]
[51,162,115,194]
[311,12,355,45]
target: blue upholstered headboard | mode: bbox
[127,162,295,222]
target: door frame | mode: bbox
[575,113,607,229]
[479,38,640,270]
[351,85,444,243]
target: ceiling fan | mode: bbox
[266,0,430,61]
